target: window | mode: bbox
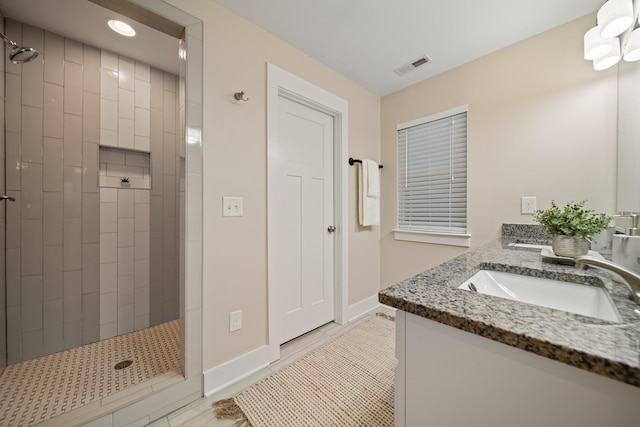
[395,106,469,246]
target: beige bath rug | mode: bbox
[213,314,395,426]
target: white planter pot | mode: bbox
[552,235,589,258]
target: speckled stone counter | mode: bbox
[379,226,640,387]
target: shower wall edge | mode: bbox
[78,2,204,425]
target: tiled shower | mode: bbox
[4,19,182,364]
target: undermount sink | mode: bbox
[458,270,621,322]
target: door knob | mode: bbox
[327,225,336,233]
[0,195,15,202]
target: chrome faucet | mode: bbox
[574,256,640,304]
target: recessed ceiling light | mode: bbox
[107,19,136,37]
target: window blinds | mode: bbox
[398,111,467,234]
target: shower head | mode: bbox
[9,46,39,64]
[0,31,39,64]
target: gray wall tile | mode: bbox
[21,219,42,276]
[82,193,100,243]
[63,270,82,323]
[63,321,82,350]
[43,245,63,301]
[43,137,63,192]
[43,299,63,354]
[43,192,63,246]
[63,218,82,271]
[44,31,64,85]
[20,275,43,333]
[22,330,43,361]
[82,243,100,294]
[82,293,100,344]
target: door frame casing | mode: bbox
[266,63,349,362]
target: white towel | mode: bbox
[358,160,380,226]
[364,160,380,197]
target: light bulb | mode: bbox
[107,20,136,37]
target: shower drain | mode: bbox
[114,360,133,370]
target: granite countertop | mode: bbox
[379,225,640,387]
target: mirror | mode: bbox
[617,60,640,213]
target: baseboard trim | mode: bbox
[203,345,270,397]
[204,296,388,396]
[347,294,381,322]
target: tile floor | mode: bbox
[150,306,396,427]
[0,320,182,426]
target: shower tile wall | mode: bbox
[4,20,180,363]
[98,53,179,339]
[98,52,151,339]
[4,20,101,363]
[149,68,180,326]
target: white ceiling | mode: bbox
[0,0,180,75]
[216,0,604,95]
[0,1,604,95]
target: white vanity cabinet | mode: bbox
[395,311,640,427]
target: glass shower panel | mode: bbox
[3,18,181,365]
[3,20,102,363]
[0,17,6,376]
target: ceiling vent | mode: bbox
[393,55,432,76]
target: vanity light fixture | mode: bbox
[598,0,634,38]
[623,26,640,60]
[107,19,136,37]
[585,0,640,70]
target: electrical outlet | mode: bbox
[223,197,243,217]
[230,310,242,332]
[521,196,537,215]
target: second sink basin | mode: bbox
[458,270,621,322]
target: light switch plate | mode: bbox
[223,197,243,217]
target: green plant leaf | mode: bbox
[533,200,611,239]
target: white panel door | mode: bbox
[271,96,334,346]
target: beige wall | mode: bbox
[166,0,381,370]
[162,2,615,376]
[380,14,618,287]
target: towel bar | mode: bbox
[348,157,383,168]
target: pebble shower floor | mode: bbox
[0,320,181,426]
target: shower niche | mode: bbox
[98,146,151,189]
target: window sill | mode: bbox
[392,229,471,247]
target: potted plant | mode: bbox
[533,200,612,257]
